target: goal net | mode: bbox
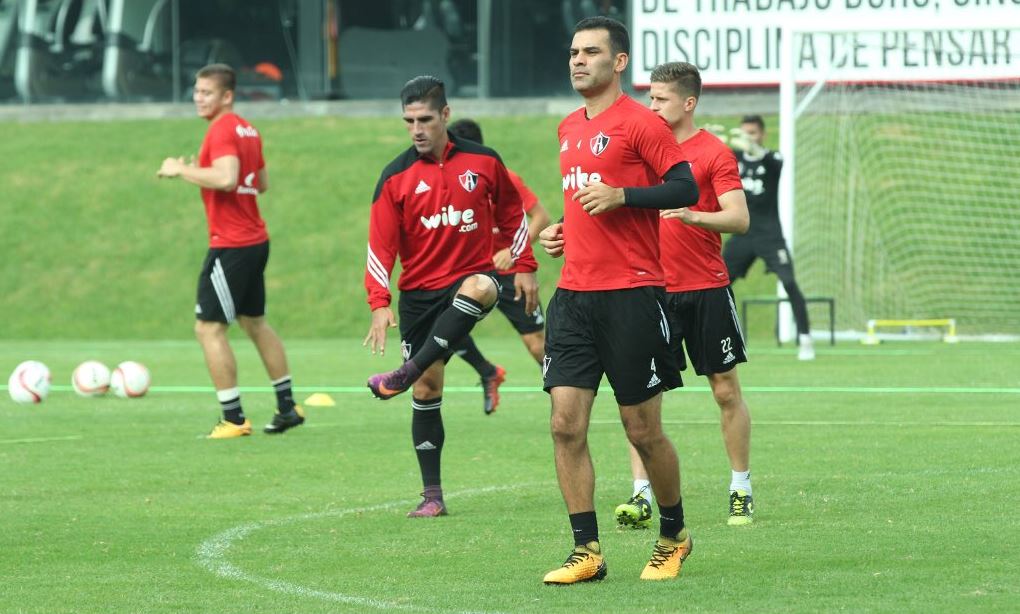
[779,25,1020,338]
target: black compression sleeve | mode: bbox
[623,162,699,210]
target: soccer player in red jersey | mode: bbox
[363,76,538,517]
[446,118,551,415]
[615,62,756,530]
[538,18,699,584]
[156,64,303,439]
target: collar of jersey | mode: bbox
[417,137,458,163]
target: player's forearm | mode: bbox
[180,165,237,191]
[527,208,551,244]
[623,163,698,210]
[687,208,749,234]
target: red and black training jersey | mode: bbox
[659,129,744,292]
[558,94,686,291]
[365,135,533,310]
[198,112,268,248]
[503,169,539,275]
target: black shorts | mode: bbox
[543,286,682,406]
[398,273,500,363]
[724,234,797,285]
[667,286,747,376]
[494,273,545,335]
[196,241,270,324]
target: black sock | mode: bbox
[453,336,497,378]
[410,294,488,370]
[569,511,599,547]
[658,499,686,540]
[272,376,296,413]
[220,395,245,425]
[784,280,811,336]
[411,397,445,488]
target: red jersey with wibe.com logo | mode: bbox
[659,129,744,292]
[365,135,534,311]
[198,112,268,248]
[557,95,687,291]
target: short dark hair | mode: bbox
[741,114,766,130]
[650,62,701,99]
[574,16,629,56]
[400,75,448,110]
[448,118,483,144]
[196,63,236,92]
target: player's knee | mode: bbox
[194,319,226,341]
[522,332,545,361]
[458,274,498,307]
[237,315,267,337]
[624,420,661,451]
[712,380,742,409]
[550,413,585,446]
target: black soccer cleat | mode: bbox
[263,405,305,434]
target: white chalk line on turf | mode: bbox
[20,384,1020,394]
[592,419,1020,427]
[195,483,540,613]
[0,435,83,445]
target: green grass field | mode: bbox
[3,338,1018,613]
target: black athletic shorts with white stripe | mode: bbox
[666,285,747,376]
[543,286,682,406]
[397,272,500,364]
[195,241,269,324]
[494,272,545,335]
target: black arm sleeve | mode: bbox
[623,162,699,210]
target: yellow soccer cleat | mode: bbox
[206,419,253,439]
[640,529,693,581]
[543,542,607,585]
[615,493,653,530]
[728,490,754,526]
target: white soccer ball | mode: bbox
[72,360,111,397]
[8,361,52,404]
[110,361,151,398]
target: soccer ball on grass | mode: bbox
[8,361,52,404]
[110,361,151,398]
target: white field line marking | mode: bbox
[591,419,1020,427]
[196,483,538,613]
[0,435,83,445]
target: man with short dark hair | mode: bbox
[725,114,815,360]
[614,61,756,529]
[538,17,699,584]
[157,63,304,439]
[364,76,538,517]
[446,118,550,414]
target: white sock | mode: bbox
[730,470,752,495]
[216,387,240,403]
[633,479,651,499]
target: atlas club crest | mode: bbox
[458,169,478,192]
[590,131,610,156]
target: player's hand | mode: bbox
[363,307,397,356]
[573,181,625,216]
[729,128,765,157]
[156,157,186,178]
[539,223,564,258]
[513,271,539,316]
[492,247,513,271]
[660,207,700,225]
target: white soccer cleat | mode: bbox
[798,334,816,361]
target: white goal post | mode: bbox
[778,19,1020,341]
